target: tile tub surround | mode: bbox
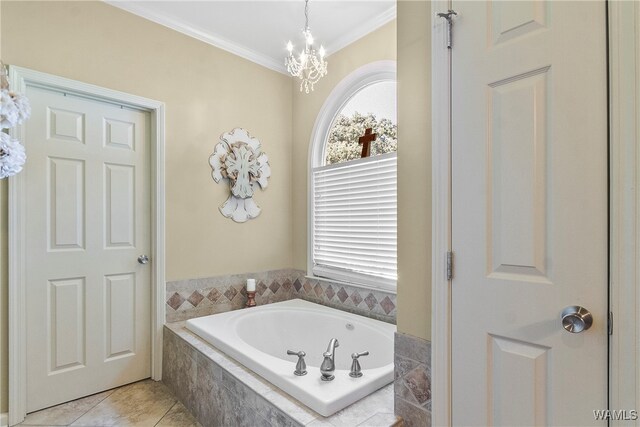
[394,333,431,427]
[165,269,397,323]
[163,323,402,427]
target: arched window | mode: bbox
[308,61,397,291]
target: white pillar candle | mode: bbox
[247,279,256,292]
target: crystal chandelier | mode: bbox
[285,0,328,93]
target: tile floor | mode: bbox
[19,379,200,427]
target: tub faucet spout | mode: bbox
[320,338,339,381]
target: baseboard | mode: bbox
[1,412,8,427]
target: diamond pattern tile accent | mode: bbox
[364,293,378,310]
[325,285,335,301]
[224,286,238,302]
[257,281,268,296]
[167,292,185,311]
[269,281,281,294]
[303,282,313,294]
[404,367,431,404]
[187,291,204,307]
[380,296,396,314]
[337,287,349,303]
[351,290,363,306]
[207,288,221,303]
[165,270,398,323]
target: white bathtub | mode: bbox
[186,298,396,416]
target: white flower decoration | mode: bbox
[0,132,26,179]
[209,128,271,223]
[0,89,31,129]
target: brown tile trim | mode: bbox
[394,332,431,427]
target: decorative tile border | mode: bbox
[394,332,431,427]
[165,269,397,323]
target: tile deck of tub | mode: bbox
[164,321,401,427]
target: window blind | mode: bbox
[312,152,397,289]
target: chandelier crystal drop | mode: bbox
[285,0,327,93]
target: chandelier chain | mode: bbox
[304,0,309,30]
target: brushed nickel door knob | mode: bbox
[561,306,593,333]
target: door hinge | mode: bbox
[446,251,454,281]
[608,311,613,335]
[436,10,458,49]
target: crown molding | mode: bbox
[105,1,396,75]
[105,1,289,74]
[325,4,397,57]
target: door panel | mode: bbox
[48,157,85,251]
[48,277,86,373]
[26,86,151,412]
[451,1,608,425]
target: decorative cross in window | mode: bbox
[358,128,377,158]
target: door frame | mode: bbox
[430,1,453,426]
[7,66,166,426]
[608,0,640,422]
[431,1,636,425]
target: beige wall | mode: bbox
[0,0,293,411]
[291,21,397,270]
[397,1,431,341]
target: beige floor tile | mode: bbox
[156,402,201,427]
[21,390,115,426]
[70,380,177,427]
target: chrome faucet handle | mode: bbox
[349,351,370,378]
[286,350,307,376]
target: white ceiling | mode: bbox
[107,1,396,74]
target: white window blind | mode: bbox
[312,152,397,289]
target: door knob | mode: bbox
[137,255,149,265]
[561,306,593,333]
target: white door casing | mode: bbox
[450,2,607,426]
[8,67,165,424]
[609,0,640,422]
[25,86,151,411]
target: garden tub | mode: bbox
[185,298,395,416]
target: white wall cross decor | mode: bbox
[209,128,271,223]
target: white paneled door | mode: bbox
[451,1,607,426]
[25,86,151,412]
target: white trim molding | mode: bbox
[430,1,452,426]
[105,2,396,76]
[325,5,397,58]
[7,66,166,426]
[307,60,397,292]
[609,1,640,422]
[105,1,286,74]
[1,413,8,427]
